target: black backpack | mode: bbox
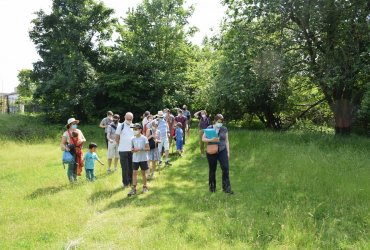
[148,129,156,149]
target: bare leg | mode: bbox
[165,150,169,162]
[141,170,147,187]
[132,170,138,187]
[107,159,112,171]
[114,158,118,171]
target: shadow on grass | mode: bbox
[25,172,113,199]
[88,187,122,204]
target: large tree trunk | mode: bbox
[330,99,353,135]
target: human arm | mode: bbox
[226,132,230,159]
[193,110,202,118]
[107,127,114,143]
[99,118,107,129]
[95,155,104,165]
[202,133,220,143]
[61,134,68,151]
[115,124,121,144]
[146,129,153,140]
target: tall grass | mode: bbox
[0,114,369,249]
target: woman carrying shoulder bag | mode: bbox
[202,114,233,194]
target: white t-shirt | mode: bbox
[131,135,149,162]
[116,122,134,152]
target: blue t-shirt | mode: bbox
[175,127,183,141]
[83,152,100,170]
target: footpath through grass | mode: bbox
[0,114,369,249]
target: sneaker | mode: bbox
[107,169,111,173]
[142,186,149,194]
[128,188,136,197]
[113,167,117,172]
[165,161,172,167]
[158,160,162,166]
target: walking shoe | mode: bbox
[223,188,234,195]
[128,188,136,197]
[165,161,172,167]
[107,169,111,173]
[142,186,149,194]
[158,160,162,166]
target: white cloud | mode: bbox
[0,0,225,93]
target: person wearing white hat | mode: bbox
[60,118,86,182]
[156,111,171,166]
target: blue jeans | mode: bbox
[67,159,77,182]
[86,169,95,181]
[119,151,133,186]
[206,149,231,191]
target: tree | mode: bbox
[16,69,38,112]
[29,0,116,121]
[99,0,195,115]
[223,0,370,134]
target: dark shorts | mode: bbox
[133,161,149,171]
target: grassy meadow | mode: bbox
[0,114,369,249]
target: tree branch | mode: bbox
[284,98,326,130]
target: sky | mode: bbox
[0,0,226,93]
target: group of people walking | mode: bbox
[60,106,234,196]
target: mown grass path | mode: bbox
[0,121,369,249]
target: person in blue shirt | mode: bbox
[175,123,184,156]
[83,143,104,181]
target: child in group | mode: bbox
[83,143,104,181]
[146,120,161,179]
[128,123,150,197]
[175,123,184,156]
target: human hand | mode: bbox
[211,137,220,142]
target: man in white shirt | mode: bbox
[115,112,134,187]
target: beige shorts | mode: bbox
[107,141,119,159]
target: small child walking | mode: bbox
[175,123,184,156]
[128,123,150,197]
[83,143,104,181]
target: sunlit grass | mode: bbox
[0,115,369,249]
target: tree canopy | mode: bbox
[27,0,369,134]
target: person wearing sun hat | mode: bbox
[60,118,86,183]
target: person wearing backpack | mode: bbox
[115,112,134,188]
[99,111,113,148]
[146,120,161,179]
[60,118,86,183]
[106,114,121,173]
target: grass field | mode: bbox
[0,114,369,249]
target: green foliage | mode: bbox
[0,114,369,248]
[29,0,116,122]
[221,0,370,134]
[95,0,195,116]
